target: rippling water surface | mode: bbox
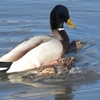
[0,0,100,100]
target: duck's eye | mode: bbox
[61,11,70,22]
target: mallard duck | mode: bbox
[0,5,76,73]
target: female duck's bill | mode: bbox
[0,5,76,73]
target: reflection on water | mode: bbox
[0,0,100,100]
[0,67,100,100]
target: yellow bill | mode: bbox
[66,18,76,29]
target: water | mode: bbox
[0,0,100,100]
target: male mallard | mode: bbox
[0,5,76,73]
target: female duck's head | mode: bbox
[50,5,76,30]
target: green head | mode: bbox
[50,5,76,30]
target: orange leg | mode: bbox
[64,67,69,72]
[42,60,58,66]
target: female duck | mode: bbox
[0,5,76,73]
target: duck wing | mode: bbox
[0,35,51,62]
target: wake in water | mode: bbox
[0,66,98,88]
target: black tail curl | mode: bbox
[0,62,12,72]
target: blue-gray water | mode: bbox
[0,0,100,100]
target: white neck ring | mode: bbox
[57,28,64,31]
